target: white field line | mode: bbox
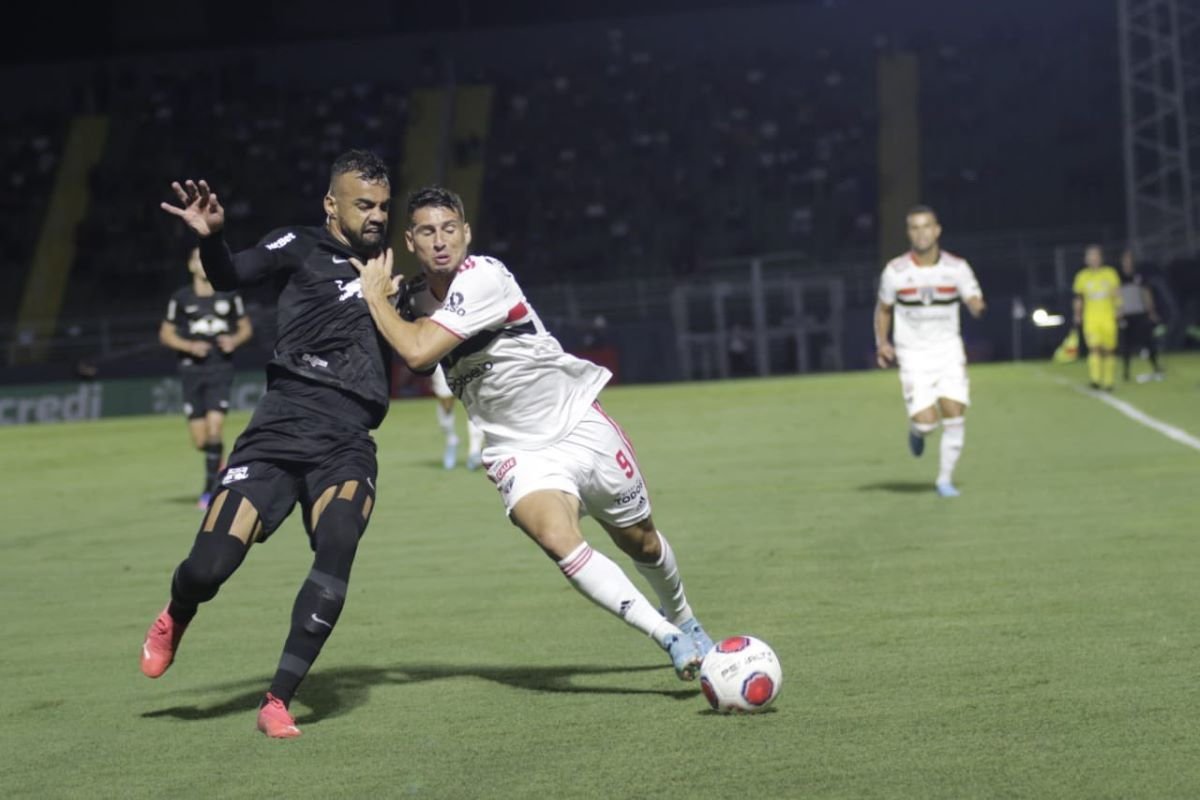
[1049,374,1200,453]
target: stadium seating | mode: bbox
[0,0,1125,371]
[65,71,411,319]
[0,115,65,323]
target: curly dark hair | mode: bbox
[329,149,390,191]
[406,185,466,228]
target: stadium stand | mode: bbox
[0,1,1127,376]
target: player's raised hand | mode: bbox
[876,341,896,368]
[159,179,225,237]
[351,248,402,299]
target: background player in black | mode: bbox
[1118,248,1165,382]
[159,245,253,509]
[141,150,395,739]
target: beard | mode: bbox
[344,224,386,256]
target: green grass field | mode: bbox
[2,356,1198,799]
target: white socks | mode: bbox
[558,543,674,646]
[435,404,457,444]
[938,416,965,484]
[634,531,693,625]
[439,403,481,457]
[467,419,483,457]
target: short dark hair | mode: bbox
[906,204,938,222]
[406,185,466,228]
[329,149,390,191]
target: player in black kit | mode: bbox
[141,150,396,738]
[159,245,253,509]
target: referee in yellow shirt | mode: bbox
[1072,244,1122,390]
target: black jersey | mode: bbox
[164,286,246,372]
[198,225,395,425]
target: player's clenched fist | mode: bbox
[876,342,896,368]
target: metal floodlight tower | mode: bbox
[1119,0,1200,262]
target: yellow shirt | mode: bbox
[1073,266,1121,320]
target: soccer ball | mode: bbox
[699,635,782,714]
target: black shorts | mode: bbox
[216,377,381,541]
[1121,313,1155,351]
[181,369,234,419]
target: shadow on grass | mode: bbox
[141,662,699,725]
[699,705,781,717]
[857,480,939,494]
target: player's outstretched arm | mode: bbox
[965,295,986,318]
[354,249,460,371]
[160,179,242,291]
[160,180,225,238]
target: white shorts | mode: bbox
[482,402,652,528]
[898,356,970,417]
[430,365,452,399]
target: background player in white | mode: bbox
[354,186,713,680]
[875,205,985,497]
[431,364,483,470]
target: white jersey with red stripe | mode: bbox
[410,254,611,448]
[878,250,982,360]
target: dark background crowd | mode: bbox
[3,0,1196,384]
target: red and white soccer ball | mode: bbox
[699,635,782,714]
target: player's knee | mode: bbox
[911,421,939,437]
[312,498,366,555]
[178,533,247,595]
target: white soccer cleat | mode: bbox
[664,633,703,681]
[935,481,960,498]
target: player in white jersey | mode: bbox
[430,364,483,470]
[352,186,713,681]
[875,205,986,497]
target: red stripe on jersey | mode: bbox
[505,301,528,323]
[429,318,466,340]
[935,285,957,293]
[457,256,476,272]
[560,546,593,577]
[897,288,919,296]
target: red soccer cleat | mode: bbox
[257,693,302,739]
[140,606,188,678]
